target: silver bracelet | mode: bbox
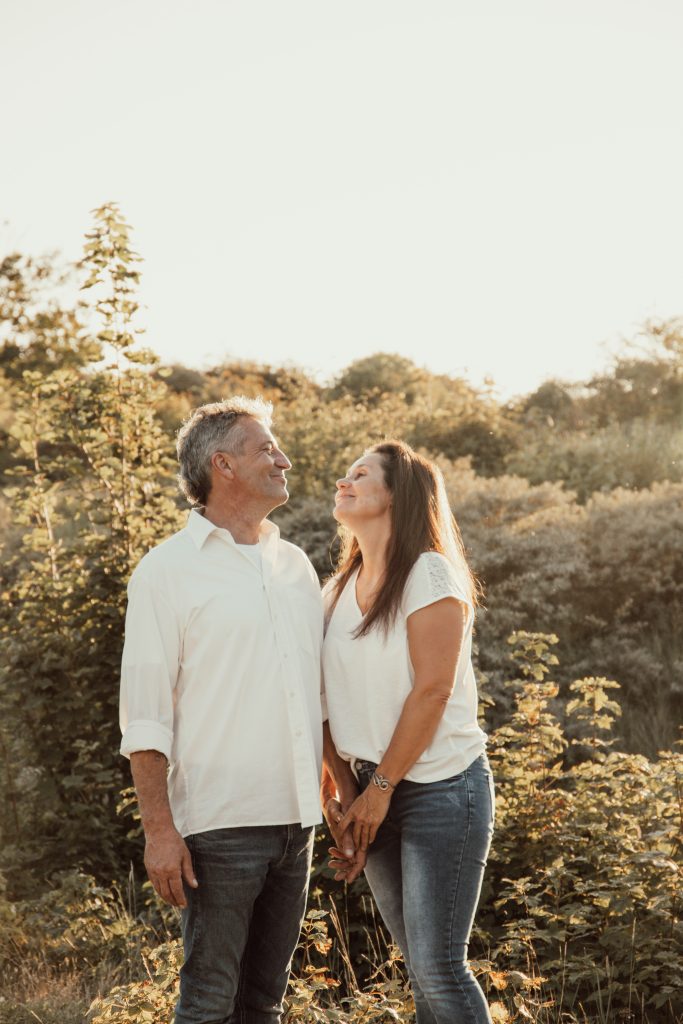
[371,771,396,792]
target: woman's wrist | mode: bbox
[374,766,399,791]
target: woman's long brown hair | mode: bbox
[328,440,478,638]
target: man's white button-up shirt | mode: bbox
[119,510,324,833]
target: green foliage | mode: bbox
[327,353,515,475]
[0,871,173,1024]
[505,418,683,500]
[584,319,683,427]
[0,205,182,889]
[0,872,156,982]
[328,352,426,405]
[436,460,683,754]
[85,908,413,1024]
[0,641,680,1024]
[508,320,683,498]
[484,636,683,1023]
[88,941,183,1024]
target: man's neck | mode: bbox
[202,498,269,545]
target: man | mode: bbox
[119,396,324,1024]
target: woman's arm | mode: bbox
[338,596,466,852]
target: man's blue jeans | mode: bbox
[175,824,314,1024]
[358,753,495,1024]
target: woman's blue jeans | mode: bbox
[357,753,495,1024]
[175,824,314,1024]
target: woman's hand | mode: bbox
[338,784,392,852]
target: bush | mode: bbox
[0,638,679,1024]
[506,418,683,500]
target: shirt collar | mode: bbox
[185,508,280,550]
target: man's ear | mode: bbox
[211,451,233,479]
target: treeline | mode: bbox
[0,205,681,1022]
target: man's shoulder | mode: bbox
[130,526,192,584]
[276,536,322,587]
[277,535,310,561]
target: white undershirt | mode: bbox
[236,542,263,572]
[322,551,487,782]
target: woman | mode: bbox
[321,440,494,1024]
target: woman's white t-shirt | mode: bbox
[322,551,487,782]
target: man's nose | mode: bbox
[275,449,292,470]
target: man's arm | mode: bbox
[321,722,367,883]
[130,750,197,908]
[121,570,193,906]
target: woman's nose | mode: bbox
[336,477,348,490]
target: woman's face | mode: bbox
[334,452,392,527]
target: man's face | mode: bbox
[228,417,292,508]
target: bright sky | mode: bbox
[3,0,683,398]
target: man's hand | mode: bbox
[328,844,367,884]
[324,797,356,860]
[144,827,198,907]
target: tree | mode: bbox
[328,353,426,405]
[0,205,182,892]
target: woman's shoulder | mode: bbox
[404,551,472,614]
[412,549,452,572]
[409,550,456,586]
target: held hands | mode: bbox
[324,796,367,884]
[327,785,393,882]
[144,827,198,907]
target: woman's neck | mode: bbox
[354,519,391,585]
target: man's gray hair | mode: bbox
[176,395,274,507]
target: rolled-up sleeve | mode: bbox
[119,569,181,760]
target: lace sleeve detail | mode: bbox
[403,552,472,618]
[423,552,457,600]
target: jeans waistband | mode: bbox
[353,759,378,776]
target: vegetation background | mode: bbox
[0,206,680,1023]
